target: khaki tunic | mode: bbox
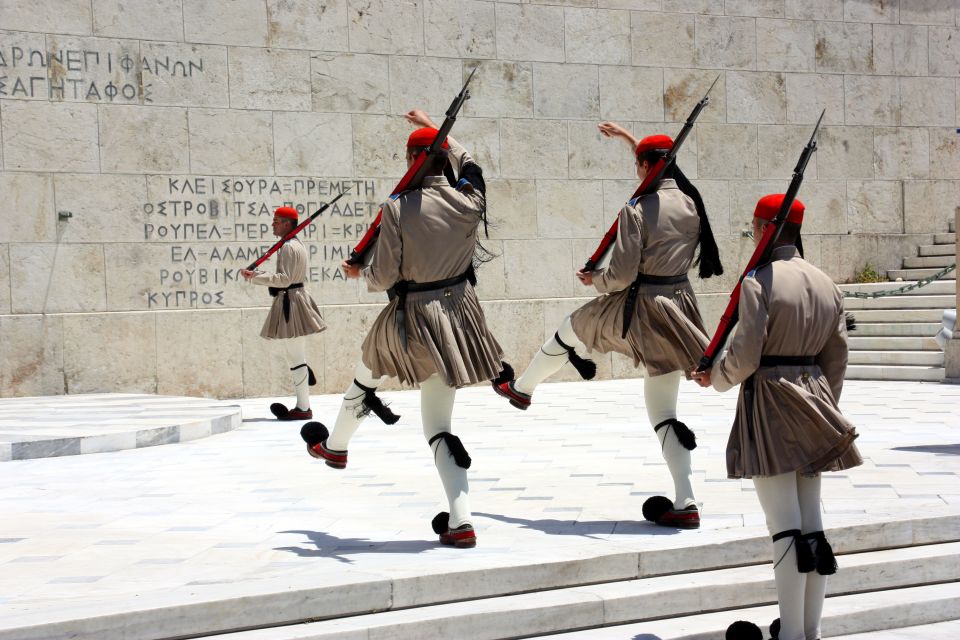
[360,137,504,388]
[713,245,863,479]
[570,180,709,376]
[251,238,326,339]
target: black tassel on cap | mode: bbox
[429,433,472,469]
[555,332,596,380]
[353,380,400,425]
[431,511,450,534]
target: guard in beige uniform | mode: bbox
[300,110,504,549]
[241,207,326,420]
[692,195,861,640]
[496,124,723,529]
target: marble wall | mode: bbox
[1,0,958,398]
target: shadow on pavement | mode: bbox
[893,443,960,456]
[474,512,681,538]
[275,529,438,564]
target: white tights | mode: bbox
[327,367,471,529]
[282,336,311,411]
[753,472,826,640]
[515,315,696,509]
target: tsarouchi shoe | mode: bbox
[271,402,312,421]
[657,505,701,529]
[300,422,347,469]
[439,523,477,549]
[493,380,531,410]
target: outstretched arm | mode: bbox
[598,121,640,155]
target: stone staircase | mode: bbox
[7,516,957,640]
[842,221,956,383]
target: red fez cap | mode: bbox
[274,206,298,221]
[635,134,673,156]
[407,127,449,150]
[754,194,804,224]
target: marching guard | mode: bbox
[241,207,326,420]
[300,109,505,549]
[692,195,862,640]
[495,121,723,529]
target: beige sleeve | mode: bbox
[713,275,767,393]
[815,290,849,401]
[594,205,644,294]
[250,242,298,287]
[445,135,471,175]
[361,199,402,292]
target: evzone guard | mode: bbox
[692,194,862,640]
[241,206,327,420]
[299,108,508,549]
[495,120,723,530]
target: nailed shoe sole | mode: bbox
[493,383,530,411]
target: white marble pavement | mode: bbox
[0,378,958,638]
[0,393,242,461]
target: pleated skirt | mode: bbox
[260,289,326,339]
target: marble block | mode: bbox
[568,121,639,181]
[156,309,244,398]
[797,181,848,236]
[534,64,600,120]
[496,4,565,63]
[565,7,631,65]
[0,174,56,244]
[662,0,724,15]
[1,101,99,173]
[0,315,64,397]
[900,0,956,26]
[873,24,929,77]
[847,181,904,234]
[0,246,9,314]
[480,299,546,376]
[99,106,189,174]
[600,66,663,121]
[631,11,695,68]
[10,244,107,314]
[502,239,574,299]
[814,22,873,73]
[424,0,496,59]
[273,112,353,177]
[62,313,158,394]
[389,56,464,116]
[463,60,534,118]
[726,71,786,124]
[183,0,269,46]
[188,109,274,175]
[844,0,898,24]
[900,78,956,127]
[351,115,412,177]
[317,303,384,392]
[816,126,875,180]
[311,53,389,114]
[228,47,311,111]
[785,0,842,21]
[663,69,725,123]
[487,179,538,240]
[698,124,759,179]
[92,0,183,41]
[874,127,929,180]
[904,180,960,234]
[929,128,960,180]
[694,16,756,70]
[536,179,605,240]
[54,174,148,243]
[139,42,230,109]
[347,0,424,56]
[452,117,500,179]
[785,73,844,125]
[756,18,815,72]
[265,0,349,51]
[0,1,90,34]
[757,125,817,179]
[500,119,568,179]
[725,0,785,18]
[844,76,899,126]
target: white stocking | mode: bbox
[754,472,806,640]
[422,374,471,528]
[326,362,384,451]
[644,371,696,509]
[515,315,586,395]
[282,336,311,411]
[799,474,826,640]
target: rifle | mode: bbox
[244,191,348,271]
[583,75,718,272]
[346,67,477,266]
[696,110,825,372]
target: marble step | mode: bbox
[846,308,946,322]
[840,280,954,296]
[920,244,957,257]
[850,322,941,337]
[886,267,956,281]
[848,350,944,366]
[903,255,956,269]
[935,232,955,244]
[535,583,960,640]
[846,364,945,382]
[847,336,940,351]
[843,295,954,310]
[209,543,960,640]
[3,515,957,640]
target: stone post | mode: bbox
[945,206,960,382]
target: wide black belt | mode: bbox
[759,355,816,367]
[394,271,470,349]
[621,272,689,338]
[268,282,304,323]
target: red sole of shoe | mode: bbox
[493,385,530,411]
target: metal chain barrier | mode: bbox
[843,263,957,299]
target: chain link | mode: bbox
[843,263,957,299]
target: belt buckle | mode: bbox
[444,288,452,298]
[801,371,811,381]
